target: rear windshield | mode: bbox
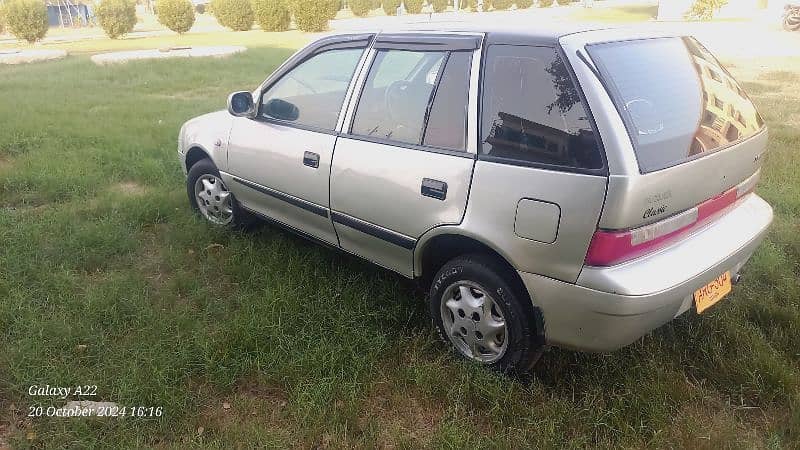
[587,37,764,173]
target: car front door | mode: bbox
[330,34,481,276]
[223,35,371,245]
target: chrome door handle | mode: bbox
[421,178,447,200]
[303,151,320,168]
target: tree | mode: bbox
[96,0,137,39]
[291,0,338,31]
[211,0,254,31]
[687,0,728,20]
[404,0,423,14]
[382,0,400,15]
[431,0,448,12]
[349,0,372,16]
[253,0,290,31]
[157,0,196,33]
[2,0,48,43]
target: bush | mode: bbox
[404,0,423,14]
[687,0,727,20]
[291,0,337,32]
[253,0,289,31]
[517,0,533,8]
[431,0,448,12]
[157,0,195,33]
[459,0,478,11]
[349,0,372,16]
[490,0,512,9]
[2,0,47,43]
[96,0,137,39]
[382,0,400,15]
[211,0,253,30]
[556,0,570,5]
[539,0,554,6]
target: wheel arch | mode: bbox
[416,231,546,344]
[415,231,524,293]
[184,146,212,173]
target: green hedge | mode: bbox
[157,0,195,33]
[687,0,728,20]
[404,0,423,14]
[539,0,554,6]
[517,0,533,8]
[96,0,137,39]
[490,0,513,9]
[211,0,254,31]
[382,0,400,15]
[431,0,448,12]
[253,0,290,31]
[556,0,570,5]
[291,0,338,31]
[2,0,48,43]
[349,0,372,16]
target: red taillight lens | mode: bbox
[585,175,757,267]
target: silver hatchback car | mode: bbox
[178,26,773,372]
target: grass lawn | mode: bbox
[1,38,799,448]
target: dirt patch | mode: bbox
[359,380,445,448]
[194,379,290,438]
[111,181,147,196]
[0,157,11,171]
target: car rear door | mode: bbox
[224,35,372,246]
[329,34,481,277]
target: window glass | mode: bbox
[587,37,764,173]
[260,48,364,130]
[351,50,446,145]
[481,45,603,170]
[423,51,472,151]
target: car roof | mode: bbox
[329,22,612,47]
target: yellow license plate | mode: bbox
[694,271,732,314]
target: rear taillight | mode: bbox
[585,174,758,267]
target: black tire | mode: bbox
[428,253,545,374]
[186,158,256,228]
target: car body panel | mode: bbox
[179,110,233,173]
[178,27,774,355]
[521,193,772,351]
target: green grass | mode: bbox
[0,44,799,448]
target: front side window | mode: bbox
[351,50,447,146]
[587,37,764,173]
[260,48,364,131]
[481,45,603,170]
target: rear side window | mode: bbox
[422,51,472,150]
[481,45,603,171]
[587,37,765,173]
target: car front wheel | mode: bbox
[187,158,253,227]
[429,254,544,373]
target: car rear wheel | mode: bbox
[187,158,254,227]
[429,254,544,373]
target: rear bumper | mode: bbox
[519,193,773,352]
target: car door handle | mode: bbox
[421,178,447,200]
[303,151,320,168]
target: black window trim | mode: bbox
[252,33,375,134]
[344,46,476,156]
[476,43,609,177]
[373,33,481,51]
